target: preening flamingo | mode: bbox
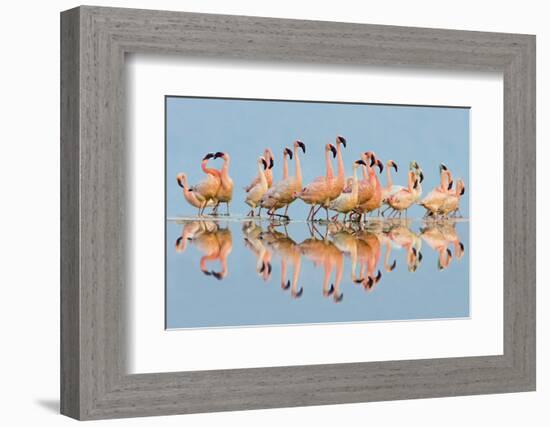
[329,159,366,221]
[212,152,233,215]
[189,153,221,216]
[244,157,269,216]
[297,143,336,220]
[245,148,274,192]
[260,140,306,219]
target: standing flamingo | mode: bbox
[176,172,212,215]
[381,160,400,203]
[386,171,419,217]
[419,164,453,217]
[439,179,465,217]
[355,152,384,220]
[190,153,221,216]
[329,159,366,221]
[212,152,233,215]
[260,140,306,220]
[245,148,274,192]
[297,143,336,221]
[245,157,269,216]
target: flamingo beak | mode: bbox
[269,157,274,169]
[261,158,268,169]
[337,136,347,147]
[377,159,384,173]
[297,141,306,153]
[391,161,398,172]
[214,151,224,159]
[389,260,397,271]
[203,153,214,160]
[355,159,366,166]
[460,186,465,196]
[176,176,184,188]
[419,171,424,183]
[329,144,337,158]
[440,163,448,171]
[285,147,293,159]
[413,179,419,190]
[375,270,382,283]
[448,180,453,191]
[366,153,375,167]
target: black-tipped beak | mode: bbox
[377,160,384,173]
[329,144,337,158]
[334,293,344,303]
[413,179,419,190]
[285,147,293,159]
[460,186,465,196]
[261,158,268,170]
[175,236,183,247]
[203,153,214,160]
[269,157,274,169]
[212,271,223,280]
[375,270,382,283]
[297,141,306,153]
[459,242,464,252]
[337,135,347,147]
[448,181,453,191]
[282,280,290,290]
[214,151,224,159]
[391,161,398,173]
[389,260,397,271]
[176,176,183,188]
[418,252,423,262]
[293,287,304,298]
[441,163,448,171]
[446,248,452,258]
[412,247,417,256]
[355,159,366,166]
[419,171,424,183]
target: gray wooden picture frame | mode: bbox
[60,5,536,420]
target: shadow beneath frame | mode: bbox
[35,399,59,413]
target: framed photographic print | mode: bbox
[61,6,535,420]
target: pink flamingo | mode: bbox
[176,172,212,215]
[386,171,419,217]
[329,159,366,221]
[190,153,221,216]
[245,157,269,216]
[439,179,465,217]
[419,164,453,217]
[355,152,384,220]
[212,152,233,215]
[245,148,274,191]
[298,143,337,221]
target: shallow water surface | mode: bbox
[166,218,469,329]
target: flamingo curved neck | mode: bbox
[325,149,334,179]
[201,159,220,177]
[293,146,302,184]
[336,143,344,181]
[282,155,289,180]
[385,164,393,190]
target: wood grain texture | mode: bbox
[60,6,536,420]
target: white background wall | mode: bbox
[0,0,546,425]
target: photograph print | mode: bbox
[165,96,469,330]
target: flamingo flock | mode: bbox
[176,218,466,303]
[177,136,466,221]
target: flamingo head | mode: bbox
[388,160,398,172]
[176,173,186,188]
[259,156,268,170]
[202,152,215,160]
[439,163,448,173]
[458,179,466,195]
[264,148,274,169]
[376,159,384,173]
[355,159,366,167]
[326,143,337,158]
[214,151,228,160]
[284,147,293,159]
[294,140,306,153]
[336,135,347,147]
[364,151,376,166]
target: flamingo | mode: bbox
[189,153,221,216]
[355,152,384,220]
[410,160,424,203]
[260,140,306,220]
[419,164,453,217]
[386,221,423,272]
[329,224,361,283]
[354,229,383,291]
[439,179,465,217]
[244,148,274,191]
[242,221,272,281]
[191,222,233,279]
[245,157,269,216]
[212,152,233,215]
[297,143,336,221]
[176,172,213,215]
[381,160,400,203]
[329,159,366,221]
[386,171,419,217]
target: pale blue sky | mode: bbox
[166,96,470,218]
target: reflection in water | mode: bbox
[173,218,467,301]
[168,218,469,328]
